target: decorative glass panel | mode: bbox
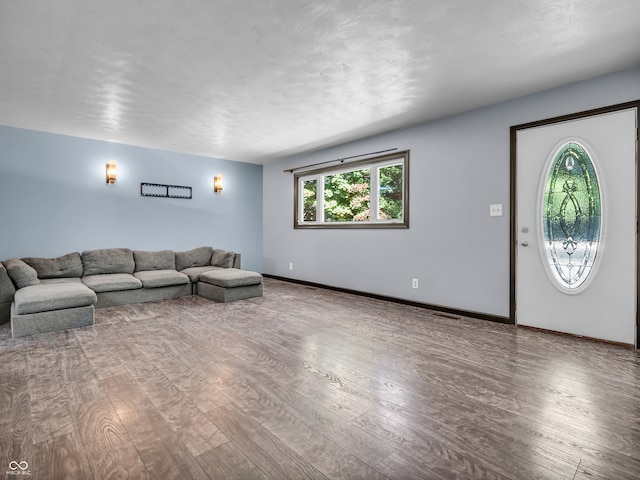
[302,179,317,222]
[542,142,601,290]
[323,168,370,222]
[378,164,404,220]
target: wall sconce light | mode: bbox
[106,160,117,186]
[214,173,223,194]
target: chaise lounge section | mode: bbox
[11,282,96,337]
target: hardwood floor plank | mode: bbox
[31,432,93,480]
[215,374,306,433]
[205,373,389,478]
[136,438,211,480]
[375,450,478,480]
[61,348,105,406]
[212,322,393,423]
[217,369,394,468]
[212,327,372,422]
[573,462,636,480]
[260,301,638,449]
[128,327,232,413]
[355,409,530,480]
[0,347,28,375]
[269,411,391,480]
[94,303,164,326]
[0,369,30,433]
[208,402,331,480]
[0,431,33,480]
[406,354,640,458]
[74,325,127,380]
[255,374,395,467]
[117,347,229,456]
[508,415,640,480]
[148,348,232,414]
[101,373,176,447]
[196,441,271,480]
[27,349,77,444]
[356,395,583,479]
[74,397,150,479]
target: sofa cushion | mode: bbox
[82,274,143,293]
[175,246,213,271]
[179,265,222,283]
[82,248,135,276]
[134,250,176,272]
[4,259,40,289]
[39,278,83,285]
[14,283,97,315]
[22,252,83,279]
[211,249,235,268]
[199,268,263,288]
[133,270,189,289]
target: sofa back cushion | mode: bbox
[82,248,135,276]
[4,258,40,289]
[175,246,213,271]
[211,249,236,268]
[133,250,176,272]
[23,252,83,279]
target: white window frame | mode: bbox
[294,150,409,229]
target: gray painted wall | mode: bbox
[0,127,264,272]
[263,66,640,318]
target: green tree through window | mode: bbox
[379,164,403,220]
[302,179,317,221]
[324,169,370,222]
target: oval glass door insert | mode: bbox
[542,141,602,291]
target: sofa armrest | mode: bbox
[0,263,16,302]
[0,263,16,324]
[232,253,241,269]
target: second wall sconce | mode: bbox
[106,160,117,186]
[214,173,223,194]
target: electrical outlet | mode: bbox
[489,204,503,217]
[288,262,293,271]
[412,278,419,289]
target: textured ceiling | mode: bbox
[1,0,639,164]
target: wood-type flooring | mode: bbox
[0,278,639,479]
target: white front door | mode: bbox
[515,107,637,345]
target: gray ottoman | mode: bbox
[198,268,263,303]
[11,283,97,337]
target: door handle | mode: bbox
[520,241,529,247]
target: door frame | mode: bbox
[509,100,640,347]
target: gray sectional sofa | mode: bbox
[0,246,255,337]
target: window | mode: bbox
[294,150,409,228]
[541,141,601,291]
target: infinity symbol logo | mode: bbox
[8,461,29,471]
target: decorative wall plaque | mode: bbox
[140,182,192,199]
